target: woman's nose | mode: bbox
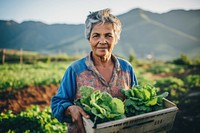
[99,37,106,44]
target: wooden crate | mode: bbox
[83,99,178,133]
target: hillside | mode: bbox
[0,8,200,60]
[116,8,200,59]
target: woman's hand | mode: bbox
[65,105,90,133]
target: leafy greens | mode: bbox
[75,86,125,124]
[121,84,169,117]
[76,84,168,123]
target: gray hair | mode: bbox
[85,8,122,42]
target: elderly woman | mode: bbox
[51,8,138,133]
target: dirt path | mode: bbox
[0,84,58,114]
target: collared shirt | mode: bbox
[51,52,138,124]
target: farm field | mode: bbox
[0,54,200,133]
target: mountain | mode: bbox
[0,20,85,53]
[0,8,200,60]
[115,8,200,59]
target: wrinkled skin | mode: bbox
[89,22,117,62]
[65,105,90,133]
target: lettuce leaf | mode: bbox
[122,84,168,116]
[76,86,125,123]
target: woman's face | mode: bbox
[89,22,117,59]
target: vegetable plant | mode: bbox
[121,84,168,117]
[75,86,125,124]
[183,75,200,89]
[0,106,67,133]
[154,77,187,103]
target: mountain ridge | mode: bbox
[0,8,200,60]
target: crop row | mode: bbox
[0,62,71,90]
[0,106,67,133]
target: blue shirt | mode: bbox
[51,53,137,123]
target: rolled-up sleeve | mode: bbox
[51,66,77,123]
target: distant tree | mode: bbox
[173,54,192,66]
[194,58,200,66]
[129,49,136,63]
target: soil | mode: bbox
[0,84,58,114]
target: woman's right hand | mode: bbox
[65,105,90,133]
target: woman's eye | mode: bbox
[105,34,112,38]
[92,34,99,38]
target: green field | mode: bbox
[0,53,200,133]
[0,62,71,90]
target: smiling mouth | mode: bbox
[97,47,108,49]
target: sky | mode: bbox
[0,0,200,24]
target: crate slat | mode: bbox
[83,99,178,133]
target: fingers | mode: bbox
[66,105,89,133]
[80,108,90,119]
[74,116,85,133]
